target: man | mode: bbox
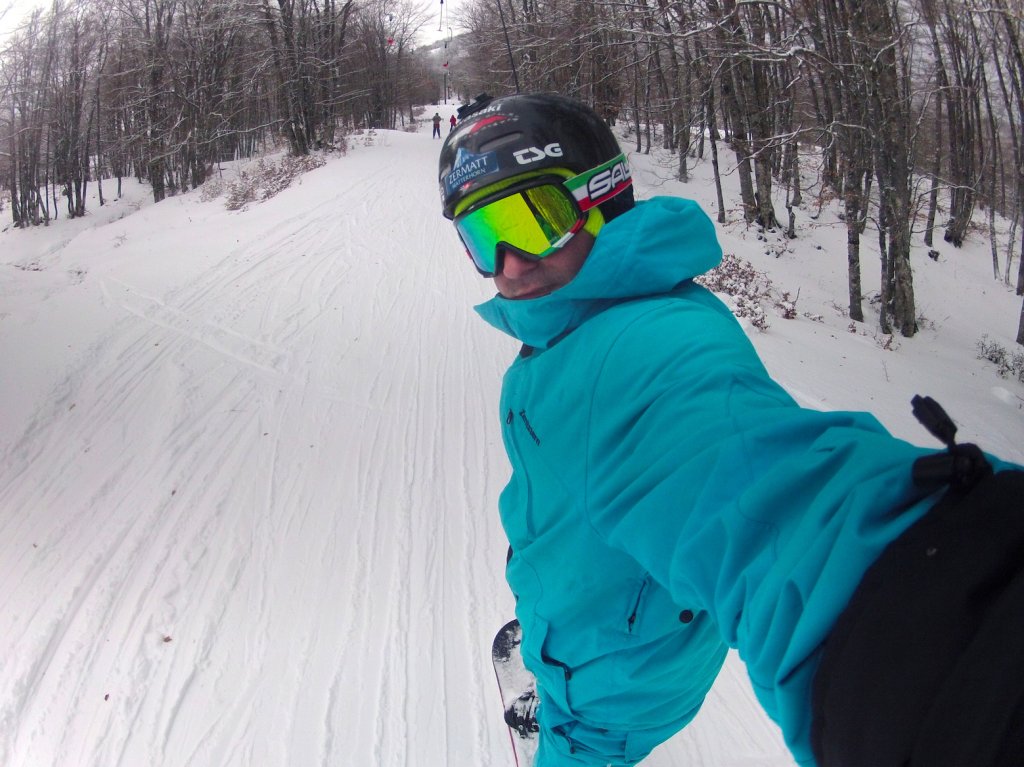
[432,111,442,139]
[437,93,1024,767]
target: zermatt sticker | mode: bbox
[444,148,498,195]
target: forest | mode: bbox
[2,0,1023,343]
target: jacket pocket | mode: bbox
[625,573,652,634]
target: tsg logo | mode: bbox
[513,143,563,165]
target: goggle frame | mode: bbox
[454,175,586,277]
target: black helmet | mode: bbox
[439,93,633,222]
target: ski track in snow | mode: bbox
[0,126,794,766]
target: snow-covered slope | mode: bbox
[1,111,1021,767]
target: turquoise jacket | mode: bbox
[476,197,995,766]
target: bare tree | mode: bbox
[848,0,918,336]
[49,1,103,217]
[935,0,982,248]
[3,8,59,226]
[796,0,873,321]
[348,0,427,130]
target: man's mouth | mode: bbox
[508,285,553,300]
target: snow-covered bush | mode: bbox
[775,291,799,320]
[846,321,900,351]
[261,155,326,200]
[225,172,259,210]
[199,178,227,202]
[977,336,1024,383]
[695,252,780,330]
[224,154,327,210]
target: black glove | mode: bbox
[812,468,1024,767]
[504,688,540,737]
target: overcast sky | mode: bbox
[0,0,35,42]
[0,0,457,46]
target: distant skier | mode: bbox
[437,93,1024,767]
[431,111,442,139]
[450,114,457,133]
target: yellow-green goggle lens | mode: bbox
[455,184,583,275]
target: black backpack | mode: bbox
[812,397,1024,767]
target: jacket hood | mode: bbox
[474,196,723,349]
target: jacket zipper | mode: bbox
[627,578,649,633]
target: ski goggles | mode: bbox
[454,175,585,277]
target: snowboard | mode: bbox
[492,619,540,767]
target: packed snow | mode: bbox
[1,106,1022,767]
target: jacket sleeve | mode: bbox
[579,285,946,764]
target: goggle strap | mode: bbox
[565,153,631,210]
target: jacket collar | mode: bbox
[474,196,723,350]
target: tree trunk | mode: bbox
[845,158,866,323]
[707,88,726,224]
[852,0,916,336]
[878,200,892,335]
[1017,295,1024,346]
[1018,220,1024,295]
[940,0,979,248]
[923,18,945,249]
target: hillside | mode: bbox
[1,110,1021,767]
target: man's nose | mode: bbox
[500,250,537,279]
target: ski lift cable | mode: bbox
[495,0,520,93]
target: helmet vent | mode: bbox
[479,132,524,152]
